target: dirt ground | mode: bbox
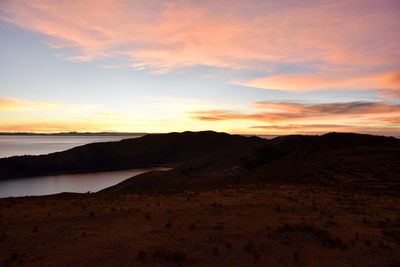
[1,184,399,266]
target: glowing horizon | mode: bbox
[0,0,399,135]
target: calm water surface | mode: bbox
[0,135,166,198]
[0,135,140,158]
[0,167,169,198]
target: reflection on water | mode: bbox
[0,167,169,198]
[0,135,141,158]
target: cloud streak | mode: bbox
[192,101,400,121]
[0,97,97,113]
[250,124,400,136]
[191,101,400,135]
[0,97,59,111]
[235,71,400,93]
[1,0,399,93]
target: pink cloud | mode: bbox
[0,0,399,74]
[252,101,400,115]
[236,70,400,93]
[191,101,400,135]
[249,124,400,136]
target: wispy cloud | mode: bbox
[1,0,399,93]
[250,123,400,136]
[0,97,59,111]
[250,124,348,130]
[192,101,400,121]
[0,97,97,113]
[0,121,108,133]
[234,71,400,93]
[253,101,400,115]
[191,101,400,135]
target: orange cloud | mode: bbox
[0,97,58,111]
[192,110,299,122]
[251,124,348,130]
[379,71,400,98]
[254,101,400,115]
[192,101,400,121]
[0,121,107,133]
[249,124,400,136]
[1,0,399,75]
[191,101,400,135]
[235,70,400,92]
[0,97,98,113]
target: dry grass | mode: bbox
[0,185,399,266]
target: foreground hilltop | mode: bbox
[2,184,400,266]
[0,131,263,179]
[1,131,400,266]
[104,132,400,193]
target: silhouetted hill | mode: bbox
[103,132,400,193]
[246,132,400,185]
[0,131,264,179]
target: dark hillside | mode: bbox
[245,133,400,185]
[103,132,400,193]
[0,131,265,179]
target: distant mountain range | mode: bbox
[0,132,145,136]
[1,131,399,193]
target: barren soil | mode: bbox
[1,185,399,266]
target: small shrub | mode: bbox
[145,213,152,220]
[10,252,19,261]
[244,241,254,254]
[136,250,147,262]
[152,248,187,263]
[164,251,186,263]
[254,251,260,261]
[213,245,219,255]
[213,222,224,230]
[293,250,300,262]
[277,223,346,249]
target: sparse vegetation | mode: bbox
[136,250,147,262]
[151,248,187,263]
[144,212,152,220]
[244,241,254,253]
[277,223,347,249]
[1,183,399,266]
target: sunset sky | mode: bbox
[0,0,399,135]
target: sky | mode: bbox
[0,0,399,135]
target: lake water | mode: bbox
[0,135,162,198]
[0,167,169,198]
[0,135,141,158]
